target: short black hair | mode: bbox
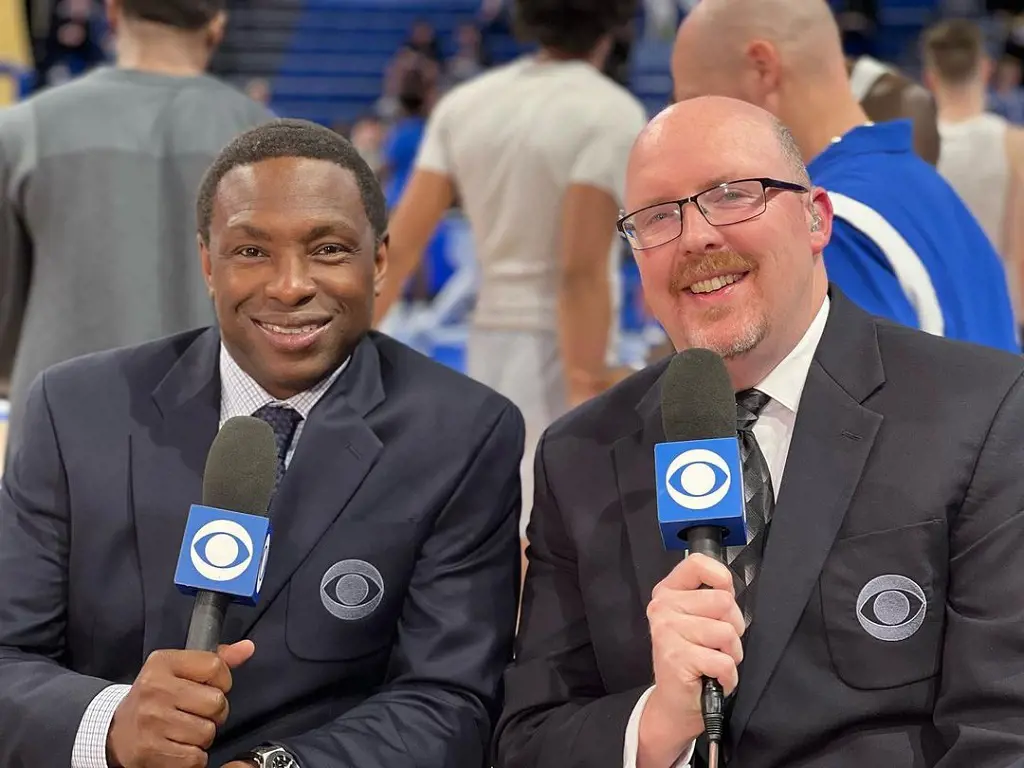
[512,0,637,57]
[197,119,388,245]
[121,0,225,30]
[397,67,429,115]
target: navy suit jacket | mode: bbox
[496,288,1024,768]
[0,328,525,768]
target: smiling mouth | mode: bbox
[251,318,331,351]
[253,320,329,335]
[687,272,748,295]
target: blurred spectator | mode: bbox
[382,68,436,207]
[922,18,1024,330]
[1001,11,1024,66]
[348,114,386,177]
[379,46,441,120]
[990,55,1024,122]
[0,0,274,454]
[35,0,108,87]
[378,0,647,551]
[404,19,444,66]
[445,23,490,87]
[478,0,515,55]
[988,0,1024,16]
[479,0,510,24]
[603,19,635,88]
[847,54,941,164]
[382,67,447,303]
[835,0,879,58]
[245,76,271,106]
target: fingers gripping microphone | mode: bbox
[656,349,747,764]
[174,416,278,652]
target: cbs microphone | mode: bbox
[173,416,278,652]
[654,348,747,765]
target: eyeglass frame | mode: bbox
[615,177,810,251]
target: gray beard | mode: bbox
[689,314,770,360]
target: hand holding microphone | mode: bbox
[106,641,255,768]
[639,554,745,768]
[107,416,278,768]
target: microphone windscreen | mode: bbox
[201,416,278,518]
[661,348,735,442]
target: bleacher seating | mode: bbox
[630,39,674,118]
[227,0,528,127]
[214,0,681,129]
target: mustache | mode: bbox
[669,251,757,294]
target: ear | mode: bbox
[206,10,227,51]
[198,233,215,297]
[807,187,833,253]
[745,39,783,96]
[981,56,995,83]
[104,0,120,33]
[373,234,389,298]
[590,33,614,70]
[922,67,936,91]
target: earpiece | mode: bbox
[810,214,822,232]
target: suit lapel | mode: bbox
[614,359,683,607]
[131,329,221,653]
[236,335,386,638]
[728,290,885,748]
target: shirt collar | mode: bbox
[808,119,914,173]
[753,295,830,415]
[219,343,349,426]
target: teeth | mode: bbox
[260,322,322,335]
[689,274,743,294]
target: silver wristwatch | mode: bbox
[242,744,299,768]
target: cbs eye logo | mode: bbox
[190,520,255,582]
[664,448,732,510]
[320,559,385,621]
[856,574,927,642]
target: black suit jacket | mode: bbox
[495,288,1024,768]
[0,328,525,768]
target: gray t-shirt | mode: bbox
[0,66,274,446]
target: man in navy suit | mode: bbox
[0,119,525,768]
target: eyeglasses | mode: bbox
[616,177,809,251]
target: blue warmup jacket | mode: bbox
[808,120,1019,353]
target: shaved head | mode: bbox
[673,0,843,80]
[671,0,863,163]
[631,97,810,196]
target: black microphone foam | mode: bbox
[661,347,735,443]
[201,416,278,516]
[185,416,277,652]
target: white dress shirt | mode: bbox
[622,296,831,768]
[71,344,348,768]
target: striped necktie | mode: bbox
[726,388,775,626]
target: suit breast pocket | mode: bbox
[820,518,947,690]
[286,521,420,662]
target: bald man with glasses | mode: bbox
[496,96,1024,768]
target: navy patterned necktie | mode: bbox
[252,404,303,490]
[727,388,776,626]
